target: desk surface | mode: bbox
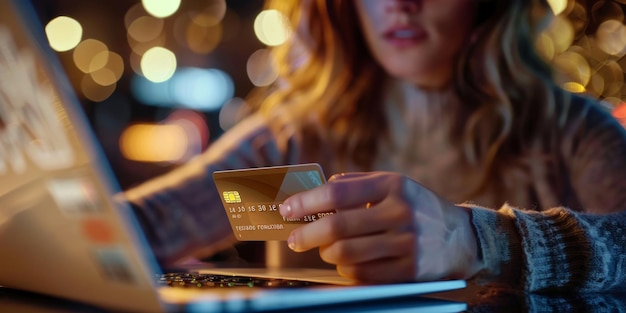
[2,282,626,312]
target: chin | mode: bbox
[384,63,450,89]
[383,60,422,78]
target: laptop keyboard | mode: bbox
[158,272,322,288]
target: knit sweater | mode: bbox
[124,84,626,292]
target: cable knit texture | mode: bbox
[513,207,591,292]
[469,205,522,288]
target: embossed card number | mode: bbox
[213,164,332,241]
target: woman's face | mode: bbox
[354,0,478,88]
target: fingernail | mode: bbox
[287,234,296,250]
[280,203,292,217]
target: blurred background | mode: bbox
[34,0,272,189]
[32,0,626,190]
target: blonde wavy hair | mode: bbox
[247,0,567,196]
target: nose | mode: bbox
[384,0,420,13]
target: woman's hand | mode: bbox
[280,172,483,282]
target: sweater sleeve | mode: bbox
[121,114,301,265]
[471,204,626,292]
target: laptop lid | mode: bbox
[0,0,164,311]
[0,1,466,312]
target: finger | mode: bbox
[323,172,396,209]
[319,231,415,265]
[337,256,417,283]
[328,172,386,212]
[288,198,414,252]
[281,172,402,218]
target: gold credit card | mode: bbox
[213,164,329,241]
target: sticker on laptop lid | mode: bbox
[81,218,115,245]
[47,177,101,214]
[213,163,333,241]
[92,247,137,284]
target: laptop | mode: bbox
[0,0,467,312]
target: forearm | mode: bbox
[123,161,235,265]
[121,114,302,265]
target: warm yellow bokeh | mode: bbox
[142,0,181,18]
[561,82,586,93]
[81,74,116,102]
[141,47,177,83]
[119,123,188,162]
[542,2,626,110]
[547,0,568,15]
[73,39,108,73]
[254,10,291,46]
[128,16,164,43]
[45,16,82,52]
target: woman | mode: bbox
[124,0,626,292]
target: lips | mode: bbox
[383,26,427,48]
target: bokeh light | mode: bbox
[185,14,223,54]
[119,123,188,162]
[547,0,568,15]
[90,67,116,87]
[128,16,164,43]
[45,16,82,52]
[193,0,227,25]
[81,74,116,102]
[533,1,626,115]
[131,74,171,106]
[89,51,124,86]
[254,9,291,46]
[125,3,147,29]
[141,0,181,18]
[568,3,588,34]
[171,67,234,111]
[553,51,591,86]
[596,20,626,56]
[561,82,586,93]
[247,48,278,86]
[535,32,556,61]
[141,46,177,83]
[128,32,167,56]
[219,97,246,131]
[119,110,208,163]
[611,102,626,126]
[545,16,575,55]
[131,67,234,111]
[598,61,624,98]
[73,39,108,73]
[165,110,210,159]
